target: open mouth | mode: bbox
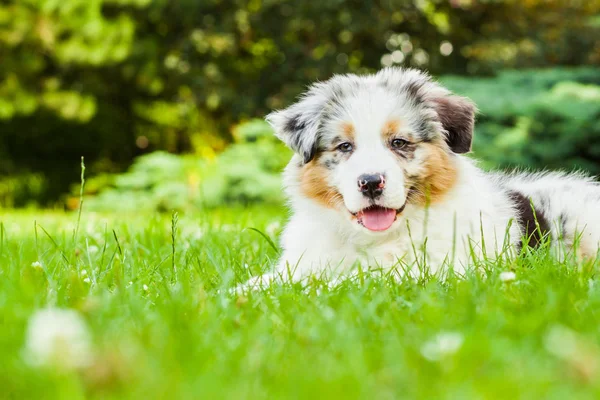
[352,204,406,232]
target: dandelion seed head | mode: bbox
[421,332,464,361]
[499,271,516,282]
[24,308,93,370]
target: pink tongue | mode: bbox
[360,207,396,231]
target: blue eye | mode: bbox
[391,138,408,149]
[337,142,353,153]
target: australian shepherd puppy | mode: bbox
[240,67,600,290]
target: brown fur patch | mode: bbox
[382,120,402,141]
[341,122,355,140]
[408,143,458,205]
[300,161,344,209]
[383,119,418,144]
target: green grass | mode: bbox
[2,207,600,399]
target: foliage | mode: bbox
[442,67,600,174]
[0,173,46,208]
[0,0,599,205]
[80,68,600,213]
[199,119,291,207]
[81,151,203,212]
[3,209,600,398]
[81,119,291,211]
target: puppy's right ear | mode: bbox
[266,84,329,164]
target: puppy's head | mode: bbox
[267,67,476,233]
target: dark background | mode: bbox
[1,0,599,209]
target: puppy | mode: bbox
[240,67,600,290]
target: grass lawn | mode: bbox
[2,207,600,399]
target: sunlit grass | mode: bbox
[1,207,600,399]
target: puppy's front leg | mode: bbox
[234,214,351,293]
[234,249,352,293]
[234,271,279,293]
[233,253,316,293]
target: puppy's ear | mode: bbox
[266,85,329,164]
[431,94,476,154]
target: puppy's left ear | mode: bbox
[266,85,329,164]
[432,95,476,154]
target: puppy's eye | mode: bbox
[337,142,353,153]
[391,138,408,149]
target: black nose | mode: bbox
[357,174,385,199]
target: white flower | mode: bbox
[499,271,516,282]
[127,281,133,288]
[143,284,149,291]
[88,245,99,254]
[266,221,281,236]
[83,277,91,284]
[31,261,43,269]
[24,308,93,370]
[81,269,88,276]
[544,325,580,360]
[421,332,464,361]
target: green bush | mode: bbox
[82,119,290,212]
[199,125,291,207]
[442,68,600,174]
[0,173,46,208]
[80,68,600,212]
[80,152,201,212]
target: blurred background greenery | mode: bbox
[0,0,599,210]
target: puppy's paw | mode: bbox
[231,273,277,295]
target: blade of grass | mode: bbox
[38,224,70,265]
[113,229,123,257]
[245,227,280,254]
[73,156,86,244]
